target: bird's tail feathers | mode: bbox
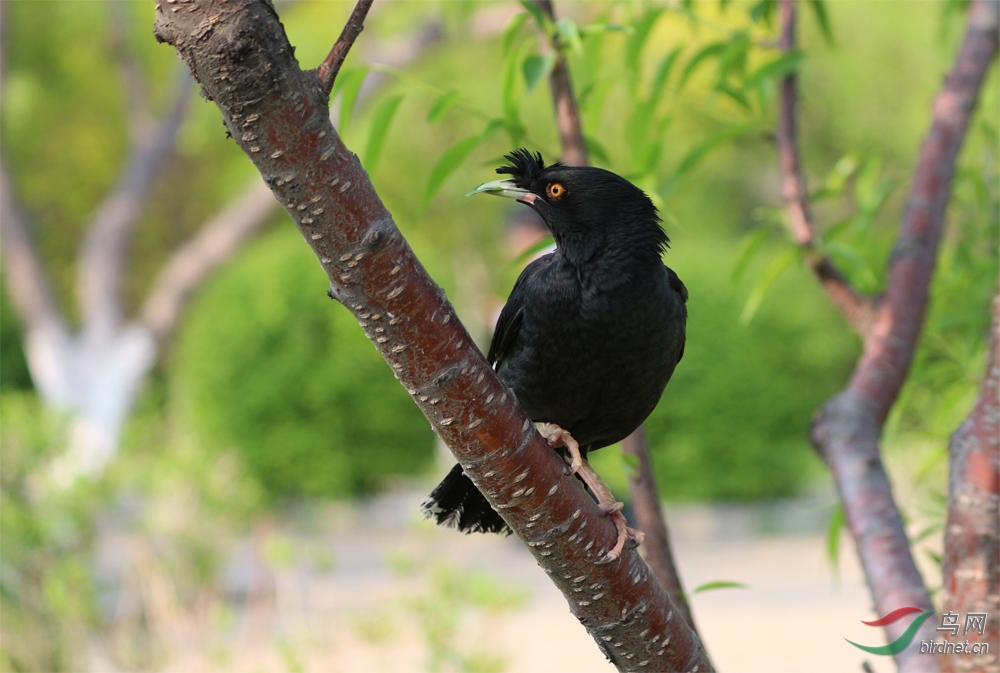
[421,464,511,535]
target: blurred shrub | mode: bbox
[172,227,436,500]
[0,287,32,392]
[0,394,97,672]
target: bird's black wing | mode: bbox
[487,253,554,368]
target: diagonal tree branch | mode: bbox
[76,68,191,339]
[775,1,1000,671]
[139,180,278,343]
[317,0,374,96]
[154,1,711,669]
[0,162,68,336]
[941,285,999,673]
[776,0,874,336]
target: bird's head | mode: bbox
[469,148,668,265]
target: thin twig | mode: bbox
[530,0,588,166]
[317,0,374,96]
[776,0,873,335]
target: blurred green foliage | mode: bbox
[171,228,436,499]
[0,395,97,672]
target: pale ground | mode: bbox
[96,490,942,673]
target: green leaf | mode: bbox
[621,453,639,479]
[584,135,610,164]
[824,242,879,292]
[693,581,748,594]
[826,503,845,581]
[503,12,529,57]
[502,45,525,140]
[912,521,943,545]
[746,50,805,88]
[810,152,862,201]
[661,122,761,196]
[427,90,461,124]
[808,0,834,45]
[730,228,769,285]
[853,155,883,207]
[579,22,630,36]
[424,121,503,208]
[715,32,750,87]
[740,246,799,324]
[519,0,550,33]
[333,66,369,135]
[625,8,664,87]
[649,46,684,103]
[364,94,402,173]
[522,53,555,93]
[556,18,584,56]
[716,81,751,111]
[678,40,728,90]
[749,0,776,25]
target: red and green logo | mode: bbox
[846,607,935,655]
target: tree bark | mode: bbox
[775,1,999,671]
[153,2,711,670]
[941,288,999,673]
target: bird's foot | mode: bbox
[534,422,582,475]
[596,512,646,564]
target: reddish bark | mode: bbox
[775,1,999,671]
[775,0,873,334]
[530,0,588,167]
[153,1,710,670]
[941,290,999,673]
[622,428,697,634]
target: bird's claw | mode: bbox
[595,511,644,564]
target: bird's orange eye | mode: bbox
[546,182,565,199]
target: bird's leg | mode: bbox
[534,422,644,562]
[534,422,582,475]
[574,459,645,563]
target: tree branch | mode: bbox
[622,428,697,635]
[154,2,711,669]
[776,0,874,335]
[798,2,999,671]
[76,69,191,339]
[316,0,374,96]
[941,286,999,673]
[530,0,588,167]
[139,180,278,343]
[110,1,155,142]
[0,162,67,336]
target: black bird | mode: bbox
[422,149,687,561]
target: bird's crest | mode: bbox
[496,148,561,187]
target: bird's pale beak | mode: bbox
[466,179,538,204]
